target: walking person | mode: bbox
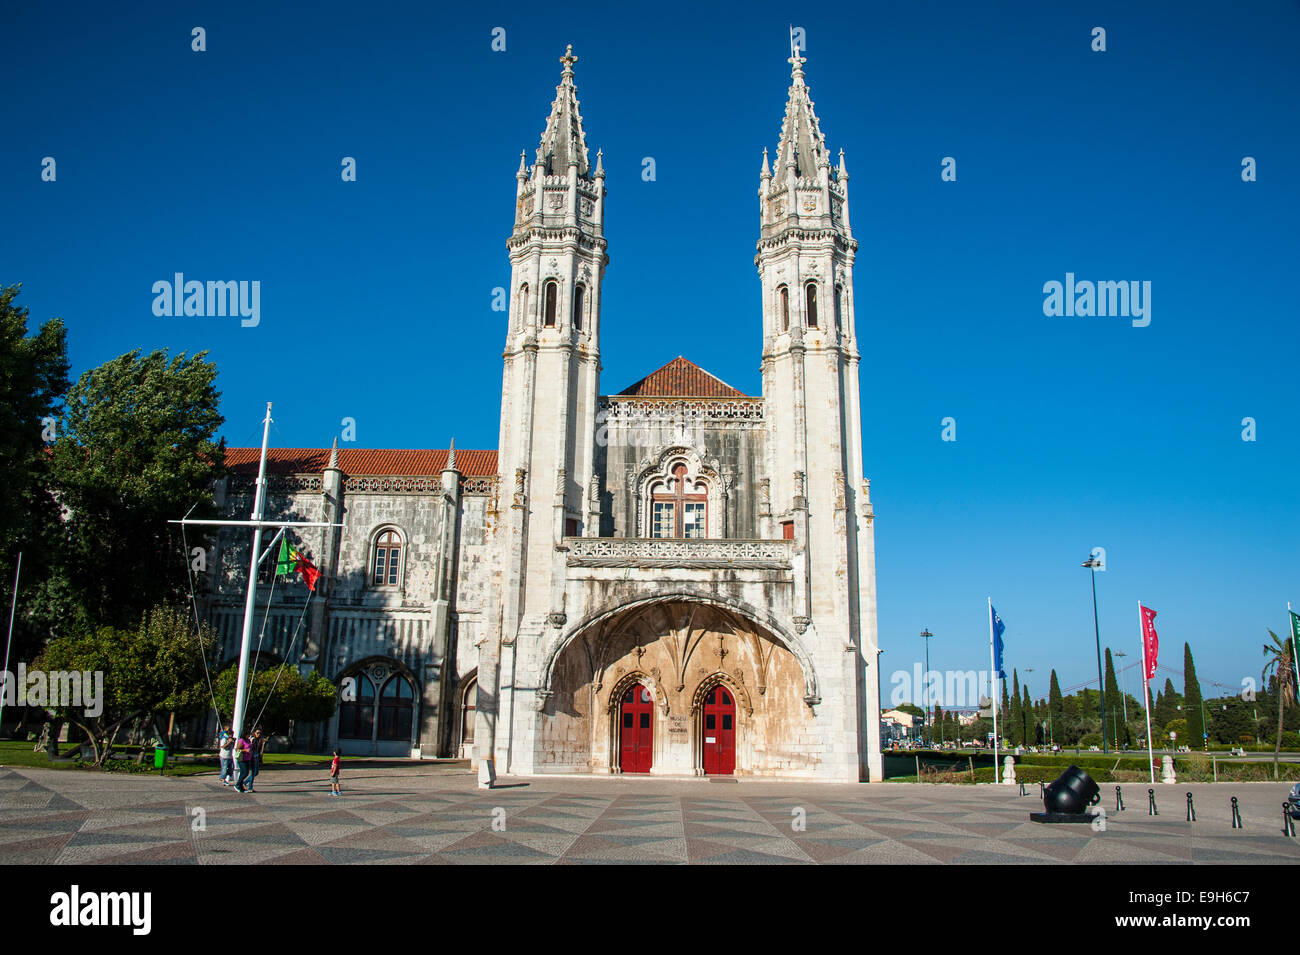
[329,750,341,797]
[234,731,253,793]
[247,727,266,791]
[217,725,234,786]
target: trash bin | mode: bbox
[153,744,167,770]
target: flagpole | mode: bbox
[989,597,1000,784]
[1139,600,1155,784]
[231,404,273,742]
[1289,602,1298,688]
[0,553,20,738]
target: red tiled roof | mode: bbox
[223,448,498,477]
[616,356,750,398]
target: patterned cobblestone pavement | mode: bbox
[2,766,1298,865]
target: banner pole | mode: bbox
[1139,601,1155,784]
[989,597,999,784]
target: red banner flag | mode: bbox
[1139,604,1159,681]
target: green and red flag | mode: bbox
[276,536,321,591]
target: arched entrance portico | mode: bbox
[536,599,821,776]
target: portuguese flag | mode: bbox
[276,536,321,592]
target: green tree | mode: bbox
[1262,630,1296,778]
[1155,678,1181,726]
[1183,643,1205,749]
[212,664,337,733]
[51,349,224,627]
[0,284,72,655]
[1103,648,1127,745]
[35,606,214,765]
[1009,670,1023,745]
[1049,670,1064,745]
[1022,686,1034,744]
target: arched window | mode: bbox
[377,676,414,741]
[460,676,477,750]
[833,284,843,336]
[339,673,376,739]
[372,529,402,587]
[778,285,789,332]
[518,283,529,329]
[573,284,585,331]
[543,280,558,327]
[651,463,708,539]
[805,282,818,328]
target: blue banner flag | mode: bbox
[991,604,1006,678]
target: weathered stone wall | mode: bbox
[596,399,766,539]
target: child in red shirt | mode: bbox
[329,750,341,796]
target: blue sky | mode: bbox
[3,1,1297,699]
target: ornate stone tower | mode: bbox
[756,46,882,780]
[488,46,608,768]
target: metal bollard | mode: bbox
[1115,785,1125,812]
[1231,796,1242,829]
[1186,792,1196,822]
[1283,803,1296,838]
[1148,788,1158,816]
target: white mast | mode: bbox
[170,402,342,741]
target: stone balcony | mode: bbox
[561,537,794,570]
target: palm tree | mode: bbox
[1262,630,1296,779]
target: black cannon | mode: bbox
[1030,765,1101,824]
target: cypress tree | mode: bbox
[1009,670,1023,745]
[1049,670,1064,745]
[1019,686,1029,748]
[1184,643,1205,748]
[1104,648,1125,746]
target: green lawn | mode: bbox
[0,740,336,776]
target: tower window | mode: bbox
[573,284,585,332]
[543,280,558,328]
[372,528,403,587]
[778,285,789,333]
[805,282,818,328]
[834,284,843,336]
[518,284,529,329]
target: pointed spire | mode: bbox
[328,436,339,470]
[447,437,456,471]
[517,150,528,179]
[774,43,828,179]
[760,147,771,178]
[534,44,592,178]
[594,148,604,178]
[838,147,847,177]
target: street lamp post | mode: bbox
[1082,556,1109,755]
[920,628,933,747]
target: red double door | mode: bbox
[702,686,736,775]
[619,685,654,773]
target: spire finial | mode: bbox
[447,437,456,471]
[788,29,806,81]
[328,436,339,469]
[595,148,604,176]
[560,44,577,81]
[517,150,528,178]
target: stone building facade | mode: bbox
[201,45,883,780]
